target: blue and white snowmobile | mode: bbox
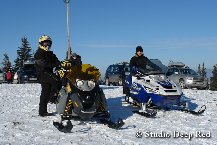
[123,67,206,117]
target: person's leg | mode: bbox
[39,83,51,116]
[49,77,62,103]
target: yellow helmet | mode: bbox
[38,35,52,51]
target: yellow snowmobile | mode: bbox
[53,63,124,132]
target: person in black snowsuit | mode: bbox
[130,46,162,74]
[34,35,62,117]
[123,46,162,96]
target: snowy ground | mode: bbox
[0,83,217,145]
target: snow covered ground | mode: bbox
[0,83,217,145]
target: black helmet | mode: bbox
[71,53,77,58]
[136,46,143,52]
[38,35,52,51]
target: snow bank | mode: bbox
[0,84,216,145]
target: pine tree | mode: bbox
[14,37,33,71]
[2,53,12,71]
[201,62,207,78]
[197,64,201,76]
[210,64,217,91]
[197,62,206,78]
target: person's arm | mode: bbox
[130,57,136,70]
[34,51,59,69]
[130,56,139,75]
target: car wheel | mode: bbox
[105,78,110,86]
[179,79,186,89]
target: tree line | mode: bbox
[1,36,217,90]
[1,37,33,72]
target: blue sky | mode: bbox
[1,0,217,75]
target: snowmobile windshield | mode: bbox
[137,67,163,76]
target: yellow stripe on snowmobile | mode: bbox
[74,101,79,107]
[66,83,72,93]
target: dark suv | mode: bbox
[15,60,38,84]
[104,62,130,86]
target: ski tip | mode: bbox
[53,121,73,133]
[132,110,157,118]
[99,118,125,130]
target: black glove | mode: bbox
[61,60,72,69]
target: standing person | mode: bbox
[6,70,12,83]
[34,35,62,117]
[130,46,162,74]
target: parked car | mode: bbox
[104,62,130,86]
[14,60,38,84]
[166,64,208,89]
[0,69,4,84]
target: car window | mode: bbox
[166,68,179,76]
[173,68,179,74]
[106,66,112,73]
[23,64,36,71]
[166,69,173,76]
[0,70,2,73]
[118,65,124,72]
[124,66,130,72]
[180,68,198,75]
[189,69,198,75]
[113,66,119,73]
[180,69,188,74]
[110,66,115,73]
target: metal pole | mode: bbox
[64,0,71,60]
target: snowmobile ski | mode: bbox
[176,105,206,115]
[133,109,157,117]
[53,120,73,133]
[99,118,125,130]
[147,104,206,115]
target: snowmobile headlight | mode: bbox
[186,77,193,80]
[87,80,95,89]
[186,77,193,84]
[149,75,155,80]
[149,74,166,81]
[76,79,84,88]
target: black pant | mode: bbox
[39,76,61,115]
[7,79,12,84]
